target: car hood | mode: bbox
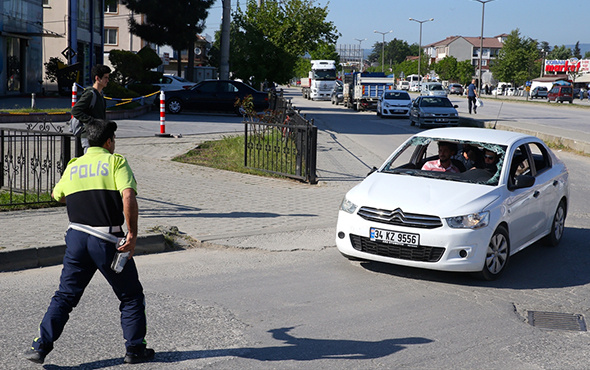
[419,107,457,114]
[346,172,500,217]
[384,99,411,106]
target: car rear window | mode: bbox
[384,92,410,100]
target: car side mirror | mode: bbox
[367,166,378,177]
[453,105,459,108]
[511,175,535,190]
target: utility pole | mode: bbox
[220,0,231,80]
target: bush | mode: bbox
[104,82,140,99]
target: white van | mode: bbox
[399,81,410,90]
[420,82,447,97]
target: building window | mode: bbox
[105,0,118,13]
[43,0,50,6]
[104,28,118,45]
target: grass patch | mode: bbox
[172,134,291,179]
[0,108,69,114]
[0,191,63,211]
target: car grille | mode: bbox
[350,234,445,262]
[357,206,442,229]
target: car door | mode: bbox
[216,81,241,111]
[186,81,219,110]
[503,144,545,251]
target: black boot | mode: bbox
[124,346,155,364]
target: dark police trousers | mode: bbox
[32,228,147,354]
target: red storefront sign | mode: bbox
[544,58,585,73]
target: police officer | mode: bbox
[25,119,154,365]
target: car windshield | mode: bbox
[420,97,453,108]
[313,69,337,80]
[384,91,410,100]
[430,84,444,91]
[380,136,507,186]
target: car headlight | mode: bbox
[446,211,489,229]
[407,103,412,108]
[340,197,357,214]
[383,102,390,107]
[450,113,458,117]
[424,113,435,117]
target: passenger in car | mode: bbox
[482,149,500,172]
[454,144,483,170]
[421,141,461,173]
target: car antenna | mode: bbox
[493,102,503,130]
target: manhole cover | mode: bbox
[527,311,587,331]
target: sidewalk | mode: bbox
[2,93,590,271]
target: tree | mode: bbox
[213,0,339,86]
[456,60,475,85]
[490,29,538,85]
[121,0,214,80]
[433,56,458,81]
[369,39,415,69]
[573,41,582,59]
[547,45,572,60]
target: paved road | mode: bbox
[1,88,590,369]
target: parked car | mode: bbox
[335,127,569,280]
[165,80,269,114]
[409,96,459,128]
[420,82,447,97]
[153,74,195,92]
[531,86,548,99]
[330,83,344,105]
[547,85,573,104]
[376,90,412,118]
[448,83,464,95]
[399,81,410,90]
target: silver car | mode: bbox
[410,96,459,128]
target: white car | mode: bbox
[154,74,195,91]
[377,90,412,118]
[336,128,569,280]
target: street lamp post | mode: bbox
[540,48,546,78]
[409,18,434,92]
[354,38,366,72]
[474,0,493,95]
[374,30,392,73]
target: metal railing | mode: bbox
[1,120,72,207]
[244,92,317,184]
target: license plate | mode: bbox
[435,118,448,122]
[370,227,420,247]
[393,109,405,113]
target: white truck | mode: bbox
[301,60,337,100]
[344,72,396,111]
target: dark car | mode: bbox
[531,86,548,99]
[409,96,459,128]
[165,80,269,114]
[547,85,573,104]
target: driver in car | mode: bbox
[421,141,461,173]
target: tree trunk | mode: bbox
[176,49,182,77]
[187,41,195,82]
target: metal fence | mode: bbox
[244,92,317,184]
[0,121,72,207]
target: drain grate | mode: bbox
[527,311,587,331]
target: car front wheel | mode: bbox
[544,200,566,247]
[167,98,182,114]
[479,226,510,280]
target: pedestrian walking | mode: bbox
[25,119,154,365]
[71,65,110,153]
[467,79,478,114]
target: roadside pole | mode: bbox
[155,90,171,137]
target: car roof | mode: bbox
[384,90,409,93]
[414,127,536,145]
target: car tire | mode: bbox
[544,199,566,247]
[166,98,182,114]
[479,226,510,281]
[409,115,415,126]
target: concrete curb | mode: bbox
[0,233,166,272]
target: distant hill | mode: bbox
[564,43,590,57]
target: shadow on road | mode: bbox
[357,226,590,290]
[44,327,433,369]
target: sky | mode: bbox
[202,0,590,52]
